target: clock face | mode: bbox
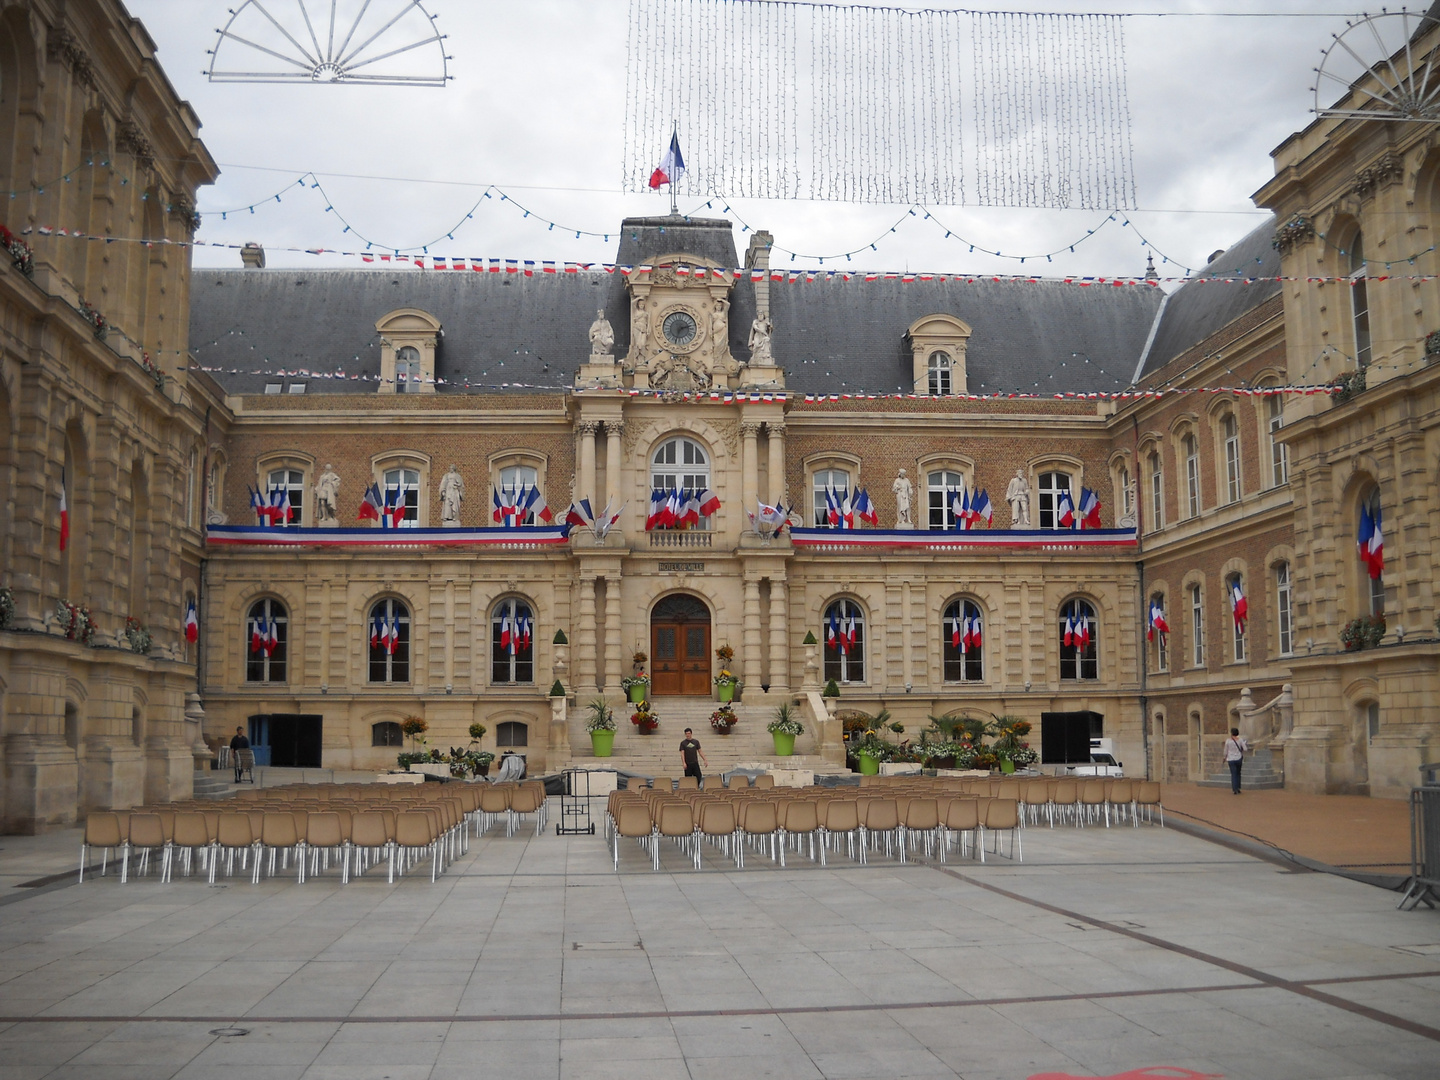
[662,310,698,347]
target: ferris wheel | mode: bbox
[1313,9,1440,121]
[206,0,451,87]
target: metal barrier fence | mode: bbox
[1400,784,1440,910]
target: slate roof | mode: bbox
[188,216,1166,396]
[1138,217,1281,379]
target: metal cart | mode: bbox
[557,768,598,835]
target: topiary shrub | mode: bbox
[550,679,566,696]
[822,678,840,697]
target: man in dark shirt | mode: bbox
[679,728,707,786]
[229,726,250,782]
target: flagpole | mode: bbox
[669,121,679,215]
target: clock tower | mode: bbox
[624,256,742,390]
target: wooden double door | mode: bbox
[650,594,712,696]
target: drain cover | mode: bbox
[208,1027,250,1037]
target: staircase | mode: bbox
[570,696,837,777]
[191,770,238,799]
[1198,745,1285,790]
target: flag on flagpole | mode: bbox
[58,469,69,551]
[827,608,840,652]
[565,498,595,530]
[950,611,962,649]
[184,599,199,643]
[252,615,267,655]
[1231,580,1248,631]
[698,488,721,517]
[648,130,685,190]
[500,609,515,653]
[1148,600,1170,641]
[1063,612,1075,647]
[971,489,994,526]
[265,618,279,656]
[1057,490,1076,528]
[1358,503,1384,579]
[358,481,384,522]
[1078,487,1102,529]
[1077,612,1091,649]
[969,613,983,649]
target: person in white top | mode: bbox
[1223,727,1249,794]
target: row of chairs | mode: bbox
[606,784,1026,871]
[850,775,1165,829]
[79,779,550,886]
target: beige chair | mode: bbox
[1049,779,1079,827]
[1079,781,1108,827]
[304,812,345,883]
[982,798,1022,862]
[1135,781,1164,826]
[349,811,391,879]
[259,811,303,883]
[676,775,699,791]
[507,784,544,837]
[612,802,654,871]
[901,798,940,862]
[393,810,439,882]
[820,800,859,865]
[652,775,675,792]
[751,774,775,790]
[941,798,979,861]
[737,800,778,868]
[1106,779,1135,826]
[126,813,168,883]
[860,799,899,863]
[698,800,740,868]
[654,802,696,870]
[79,812,126,882]
[778,801,819,866]
[211,812,256,883]
[478,785,509,835]
[170,812,211,880]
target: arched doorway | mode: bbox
[651,593,712,696]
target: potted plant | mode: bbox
[710,704,737,735]
[0,585,13,629]
[767,702,804,756]
[847,731,891,775]
[714,645,741,702]
[990,716,1033,775]
[550,679,566,696]
[822,678,840,699]
[630,700,659,735]
[1340,613,1386,651]
[123,616,152,655]
[621,671,650,704]
[469,722,488,743]
[585,696,617,757]
[400,715,428,755]
[56,599,95,644]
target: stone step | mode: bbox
[191,772,238,799]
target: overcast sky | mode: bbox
[128,1,1384,280]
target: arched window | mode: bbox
[1148,450,1164,531]
[1361,486,1384,614]
[497,721,528,747]
[372,721,403,747]
[368,598,410,683]
[266,467,304,525]
[927,469,965,529]
[812,467,850,527]
[498,464,540,525]
[245,598,288,683]
[927,351,952,396]
[1221,414,1241,504]
[1275,562,1293,656]
[823,599,865,684]
[383,467,420,527]
[652,437,711,530]
[1267,394,1288,486]
[1037,471,1072,530]
[1349,236,1372,367]
[491,597,534,684]
[942,599,983,682]
[1227,572,1247,662]
[396,345,422,392]
[1183,434,1201,518]
[1189,583,1205,667]
[1059,600,1097,680]
[1150,591,1169,673]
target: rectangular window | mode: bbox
[1276,563,1293,656]
[267,468,305,526]
[1223,416,1241,504]
[1190,584,1204,667]
[1268,396,1288,486]
[1038,471,1072,530]
[1351,277,1372,367]
[498,465,540,526]
[812,468,850,528]
[1184,437,1200,519]
[927,469,964,530]
[1367,701,1380,740]
[1150,453,1164,531]
[383,467,420,527]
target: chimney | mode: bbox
[241,242,266,269]
[744,230,773,318]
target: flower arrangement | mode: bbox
[767,702,805,736]
[1009,746,1039,766]
[914,739,975,768]
[1333,368,1366,404]
[77,297,108,339]
[138,351,164,390]
[0,585,14,629]
[0,225,33,276]
[122,616,152,655]
[400,715,428,750]
[630,701,659,733]
[1340,613,1386,651]
[632,649,648,666]
[712,668,741,689]
[620,672,650,692]
[715,643,735,663]
[1426,329,1440,357]
[584,696,617,732]
[990,716,1033,761]
[57,599,95,644]
[446,746,494,777]
[848,730,898,762]
[710,704,737,732]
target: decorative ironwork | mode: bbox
[1313,10,1440,123]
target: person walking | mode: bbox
[1224,727,1248,794]
[679,727,707,787]
[229,725,250,783]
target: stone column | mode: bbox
[767,423,786,507]
[743,578,762,690]
[740,421,762,515]
[605,422,625,521]
[578,421,599,505]
[577,576,597,692]
[601,577,622,692]
[768,577,789,690]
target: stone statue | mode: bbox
[631,299,650,351]
[314,464,341,526]
[1006,468,1032,528]
[439,464,465,526]
[711,299,729,343]
[748,313,774,365]
[892,468,914,529]
[588,308,614,357]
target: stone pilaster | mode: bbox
[743,577,762,690]
[768,578,789,691]
[578,421,600,506]
[740,421,761,516]
[767,423,786,507]
[577,576,597,692]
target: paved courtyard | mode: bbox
[0,808,1437,1080]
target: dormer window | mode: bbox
[375,308,441,395]
[395,347,421,393]
[907,314,972,395]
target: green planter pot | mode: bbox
[590,730,615,758]
[717,682,736,703]
[999,757,1016,774]
[771,731,796,757]
[628,683,647,704]
[856,752,880,775]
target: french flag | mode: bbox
[58,470,69,552]
[184,599,199,643]
[250,485,265,524]
[566,498,595,530]
[825,486,844,527]
[358,482,384,522]
[951,488,971,530]
[854,489,877,526]
[1148,601,1170,642]
[967,614,982,650]
[679,489,701,529]
[1358,503,1384,579]
[1076,612,1091,650]
[971,489,993,526]
[265,618,280,656]
[253,615,269,655]
[840,490,855,530]
[698,488,721,518]
[648,131,685,190]
[1063,613,1075,647]
[1231,580,1248,631]
[500,610,515,653]
[517,611,532,650]
[666,488,683,528]
[951,611,963,649]
[1078,487,1102,529]
[380,616,398,655]
[1057,490,1076,529]
[828,608,842,653]
[370,615,384,650]
[647,489,664,531]
[844,608,858,650]
[522,485,554,524]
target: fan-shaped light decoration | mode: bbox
[206,0,451,86]
[1313,9,1440,121]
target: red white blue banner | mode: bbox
[207,525,571,548]
[789,527,1138,549]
